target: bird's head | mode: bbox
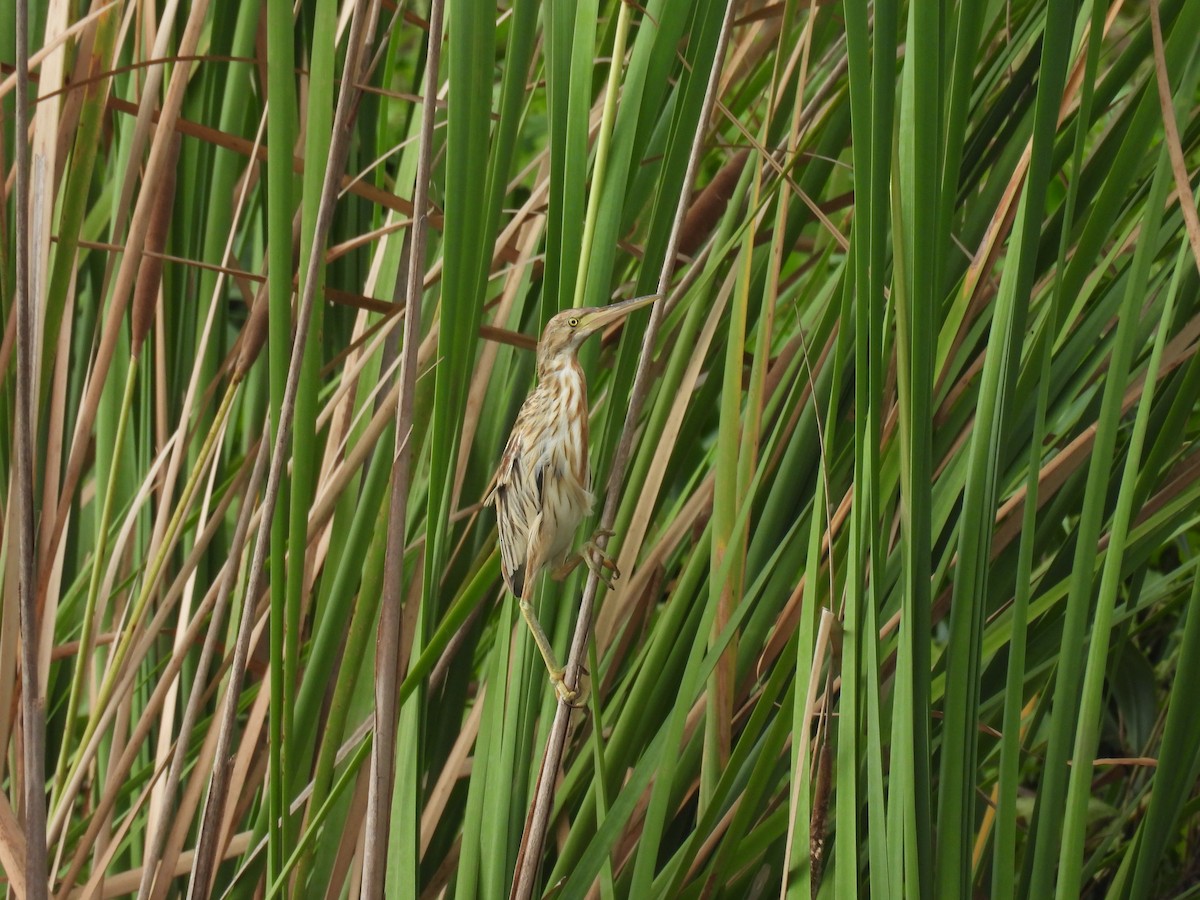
[536,293,660,375]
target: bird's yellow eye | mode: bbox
[568,317,579,327]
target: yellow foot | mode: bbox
[549,667,588,707]
[580,539,620,590]
[551,529,621,590]
[583,528,620,589]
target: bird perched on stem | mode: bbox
[486,293,659,704]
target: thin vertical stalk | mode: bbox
[836,0,877,891]
[893,0,936,891]
[263,0,297,880]
[13,0,49,894]
[361,0,445,894]
[284,0,338,858]
[240,0,376,888]
[185,435,268,899]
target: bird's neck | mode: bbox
[537,352,583,386]
[539,355,589,482]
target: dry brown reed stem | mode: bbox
[510,4,737,897]
[185,438,270,898]
[362,0,446,892]
[14,0,49,895]
[131,132,180,354]
[0,795,28,896]
[50,446,263,898]
[138,437,268,899]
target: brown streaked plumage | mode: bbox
[486,293,658,703]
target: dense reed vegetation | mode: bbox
[3,0,1200,896]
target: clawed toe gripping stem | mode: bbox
[581,541,620,589]
[549,666,589,707]
[553,530,621,589]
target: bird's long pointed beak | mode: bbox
[577,292,661,335]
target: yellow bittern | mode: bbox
[486,293,658,703]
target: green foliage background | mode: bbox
[3,0,1200,897]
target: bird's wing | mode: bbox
[486,410,546,597]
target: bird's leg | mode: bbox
[552,529,620,590]
[518,581,586,707]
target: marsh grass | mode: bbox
[3,0,1200,897]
